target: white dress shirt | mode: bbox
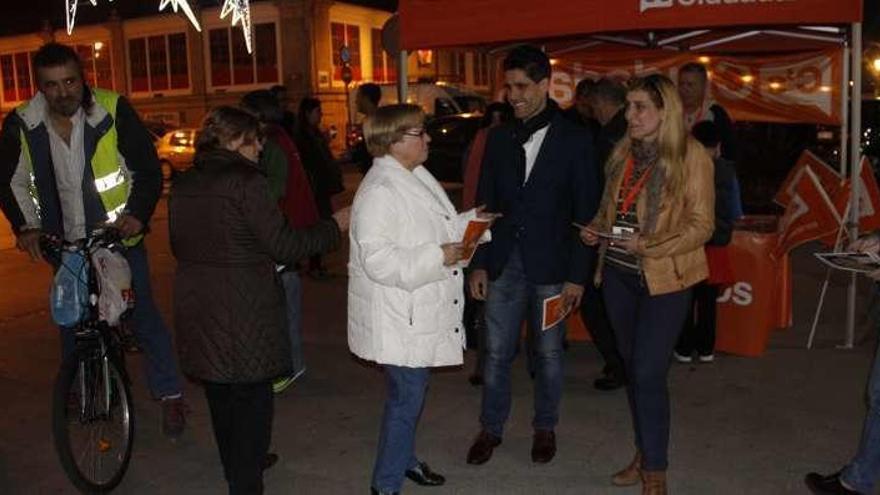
[46,108,88,241]
[522,125,549,184]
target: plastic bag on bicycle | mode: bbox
[51,251,88,327]
[93,248,133,326]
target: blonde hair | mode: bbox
[608,74,688,198]
[363,104,424,157]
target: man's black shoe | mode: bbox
[405,461,445,486]
[466,430,502,465]
[805,471,861,494]
[370,489,399,495]
[593,372,626,391]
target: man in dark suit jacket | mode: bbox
[466,45,600,466]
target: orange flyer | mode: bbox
[542,294,565,331]
[461,219,491,261]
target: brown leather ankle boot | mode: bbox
[641,470,667,495]
[611,451,641,486]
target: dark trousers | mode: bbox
[204,381,274,495]
[580,284,625,378]
[676,282,718,356]
[602,267,692,471]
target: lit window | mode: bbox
[209,23,278,88]
[128,33,189,94]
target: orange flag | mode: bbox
[774,150,844,208]
[774,166,841,258]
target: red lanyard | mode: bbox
[618,156,654,215]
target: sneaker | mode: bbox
[698,353,715,363]
[161,396,187,439]
[673,351,693,363]
[273,368,306,394]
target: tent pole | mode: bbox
[398,50,408,103]
[844,22,863,350]
[841,41,850,177]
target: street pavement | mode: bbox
[0,172,878,494]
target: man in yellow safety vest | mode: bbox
[0,42,186,438]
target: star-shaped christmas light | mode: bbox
[66,0,113,36]
[159,0,202,32]
[220,0,253,54]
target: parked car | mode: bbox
[422,113,482,183]
[156,128,197,180]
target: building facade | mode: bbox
[0,0,492,152]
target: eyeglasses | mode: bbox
[402,129,427,139]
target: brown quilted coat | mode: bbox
[169,149,339,383]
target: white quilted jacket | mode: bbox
[347,155,484,367]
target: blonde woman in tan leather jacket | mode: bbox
[580,74,714,495]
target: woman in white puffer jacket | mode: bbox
[348,104,492,495]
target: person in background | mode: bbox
[296,97,345,281]
[270,84,298,138]
[352,83,382,175]
[677,62,737,162]
[578,77,630,392]
[170,106,341,494]
[675,120,740,364]
[241,90,321,393]
[461,102,514,386]
[805,232,880,495]
[347,104,494,495]
[562,78,601,138]
[580,74,714,495]
[0,42,187,438]
[466,44,599,466]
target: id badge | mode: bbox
[612,225,635,237]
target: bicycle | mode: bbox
[43,228,136,493]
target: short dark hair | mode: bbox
[33,42,82,73]
[297,97,321,126]
[591,78,626,106]
[680,62,709,81]
[357,83,382,106]
[575,78,596,99]
[691,120,720,149]
[502,44,550,83]
[240,90,283,124]
[197,106,263,154]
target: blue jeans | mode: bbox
[371,366,429,492]
[60,243,182,399]
[841,336,880,494]
[481,248,565,437]
[280,270,305,376]
[602,266,692,471]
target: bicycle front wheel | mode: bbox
[52,352,135,493]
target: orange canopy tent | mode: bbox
[398,0,862,50]
[396,0,867,348]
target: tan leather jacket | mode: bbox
[592,139,714,295]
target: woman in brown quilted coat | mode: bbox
[169,106,340,494]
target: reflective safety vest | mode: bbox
[18,89,142,245]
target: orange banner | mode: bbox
[716,224,791,357]
[552,48,843,125]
